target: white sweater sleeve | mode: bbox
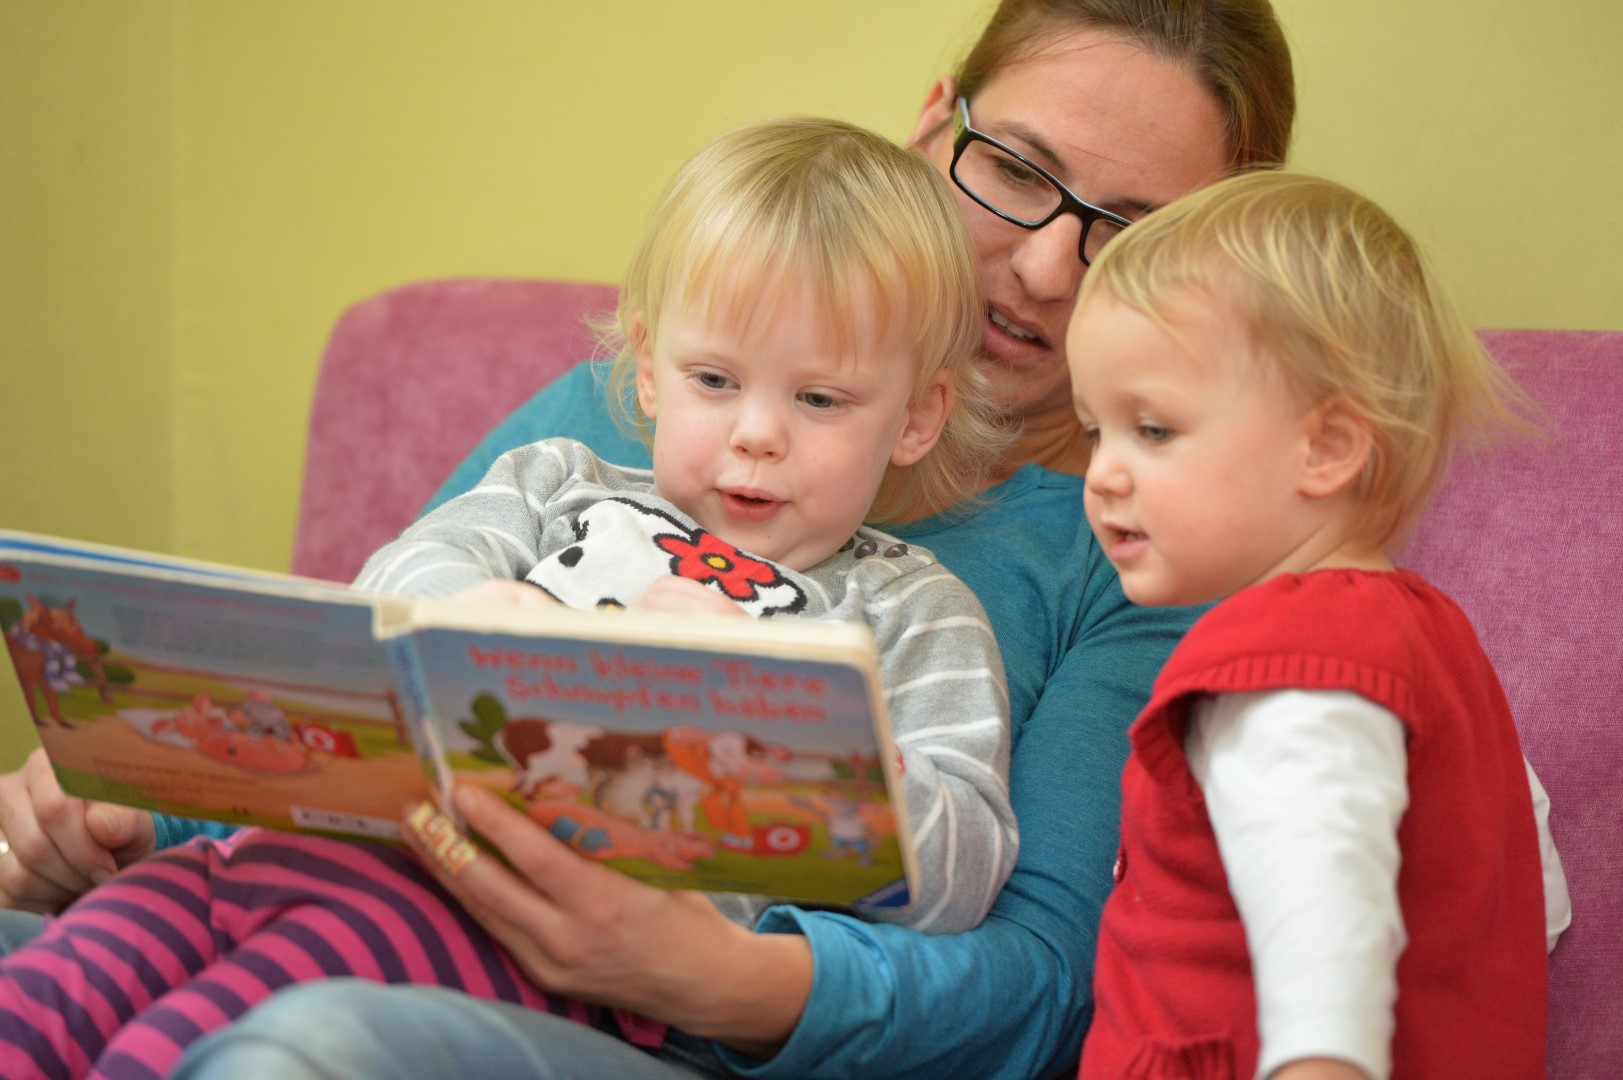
[1188,690,1570,1080]
[1186,689,1407,1080]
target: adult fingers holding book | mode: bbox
[0,748,131,911]
[401,787,813,1056]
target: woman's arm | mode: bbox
[403,786,813,1057]
[407,550,1190,1079]
[726,580,1188,1079]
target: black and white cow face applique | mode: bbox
[524,497,807,617]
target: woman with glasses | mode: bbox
[0,2,1294,1078]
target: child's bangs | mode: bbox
[669,218,918,370]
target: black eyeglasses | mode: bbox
[950,96,1135,266]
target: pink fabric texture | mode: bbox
[295,281,1621,1075]
[291,277,618,585]
[1397,328,1622,1080]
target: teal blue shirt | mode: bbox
[161,361,1195,1077]
[429,362,1198,1079]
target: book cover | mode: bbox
[0,530,914,906]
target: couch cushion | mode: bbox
[1399,328,1623,1078]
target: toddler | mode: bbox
[0,116,1018,1080]
[1070,171,1565,1080]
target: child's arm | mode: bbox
[1189,688,1569,1080]
[355,438,589,597]
[856,563,1018,935]
[1526,757,1572,952]
[1187,688,1407,1080]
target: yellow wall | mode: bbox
[2,1,1620,763]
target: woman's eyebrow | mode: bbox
[996,120,1158,217]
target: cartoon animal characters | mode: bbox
[134,692,310,773]
[4,595,112,728]
[527,799,716,871]
[494,717,605,798]
[594,749,687,831]
[496,718,789,850]
[793,792,877,866]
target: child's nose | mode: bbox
[1084,442,1130,496]
[731,398,788,459]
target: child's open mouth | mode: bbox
[720,491,784,522]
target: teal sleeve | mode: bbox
[151,813,237,850]
[423,362,650,515]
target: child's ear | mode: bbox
[1299,396,1374,499]
[631,314,657,421]
[891,372,952,468]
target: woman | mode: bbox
[0,2,1294,1077]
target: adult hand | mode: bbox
[635,576,750,617]
[453,580,560,609]
[402,787,812,1058]
[0,747,156,912]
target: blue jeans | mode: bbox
[0,909,46,955]
[172,979,735,1080]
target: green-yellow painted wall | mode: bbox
[3,1,1620,764]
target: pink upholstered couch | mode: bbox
[294,278,1623,1078]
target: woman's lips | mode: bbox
[983,306,1048,362]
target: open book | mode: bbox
[0,529,914,907]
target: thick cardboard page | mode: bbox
[1,530,916,906]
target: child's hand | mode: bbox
[452,580,559,609]
[635,576,750,617]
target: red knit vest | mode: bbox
[1080,570,1547,1080]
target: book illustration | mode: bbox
[413,639,907,900]
[0,531,915,904]
[5,595,115,729]
[0,577,423,838]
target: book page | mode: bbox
[401,602,912,906]
[1,543,425,840]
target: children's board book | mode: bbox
[0,529,916,908]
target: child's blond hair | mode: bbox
[1080,170,1532,548]
[603,116,1006,523]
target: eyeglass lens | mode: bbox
[953,139,1126,263]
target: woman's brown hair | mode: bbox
[955,0,1295,168]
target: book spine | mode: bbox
[386,634,453,812]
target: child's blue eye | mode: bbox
[800,392,838,410]
[695,371,731,390]
[1138,423,1171,443]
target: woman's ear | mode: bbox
[631,314,657,421]
[891,372,953,467]
[1299,396,1374,499]
[905,76,958,157]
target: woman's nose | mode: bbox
[1008,214,1087,306]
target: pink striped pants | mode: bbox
[0,830,664,1080]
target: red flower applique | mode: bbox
[656,531,780,601]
